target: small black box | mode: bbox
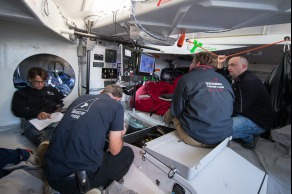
[94,54,104,61]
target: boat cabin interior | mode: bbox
[0,0,291,194]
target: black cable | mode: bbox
[107,11,119,83]
[153,73,160,83]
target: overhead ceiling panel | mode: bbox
[91,0,291,39]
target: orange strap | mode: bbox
[188,39,287,59]
[227,40,286,58]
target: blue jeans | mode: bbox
[23,120,58,146]
[232,115,265,143]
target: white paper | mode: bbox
[29,112,64,131]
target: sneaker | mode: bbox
[44,183,60,194]
[85,188,102,194]
[36,141,49,167]
[118,178,125,184]
[241,141,256,149]
[241,136,259,150]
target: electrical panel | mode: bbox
[102,68,118,79]
[121,46,137,76]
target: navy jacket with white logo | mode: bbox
[171,65,234,144]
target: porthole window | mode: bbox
[13,54,75,98]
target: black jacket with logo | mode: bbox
[12,86,63,119]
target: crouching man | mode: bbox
[44,84,134,194]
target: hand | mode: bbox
[217,55,227,63]
[37,112,51,120]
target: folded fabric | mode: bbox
[131,81,175,115]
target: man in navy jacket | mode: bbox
[165,52,234,147]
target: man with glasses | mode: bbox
[12,67,64,150]
[217,56,274,149]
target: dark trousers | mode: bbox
[23,120,58,146]
[48,146,134,194]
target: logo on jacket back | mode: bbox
[71,98,98,119]
[205,78,224,92]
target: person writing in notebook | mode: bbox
[11,67,64,147]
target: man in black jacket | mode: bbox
[217,55,274,149]
[11,67,64,147]
[164,52,234,147]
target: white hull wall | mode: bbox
[0,20,79,126]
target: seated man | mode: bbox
[164,52,234,147]
[44,84,134,194]
[11,67,64,147]
[217,55,274,149]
